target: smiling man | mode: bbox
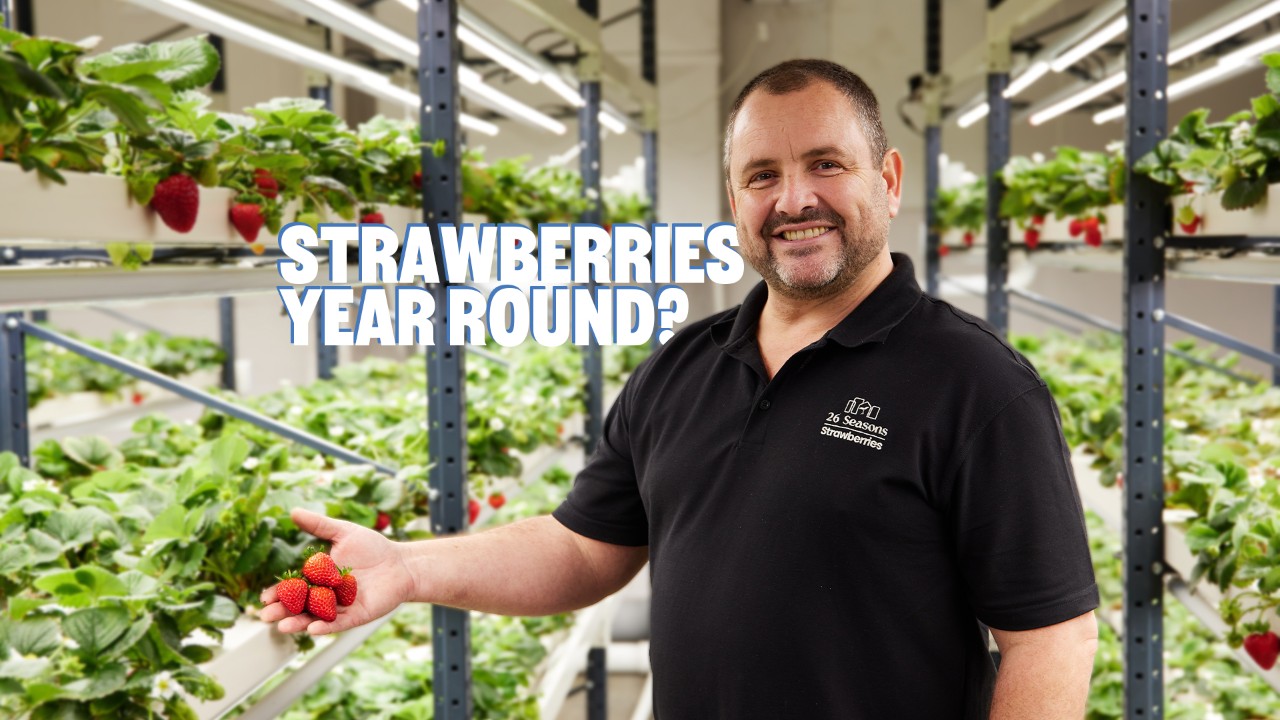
[261,59,1098,720]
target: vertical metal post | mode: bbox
[1273,285,1279,385]
[586,646,608,720]
[1124,0,1168,717]
[578,6,608,715]
[0,314,29,466]
[578,7,604,456]
[419,0,471,716]
[985,67,1010,336]
[923,0,942,297]
[309,36,339,382]
[218,297,236,392]
[642,0,659,351]
[0,0,11,29]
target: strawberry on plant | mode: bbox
[937,244,950,257]
[1176,205,1201,235]
[1083,216,1099,231]
[254,168,280,199]
[307,585,338,622]
[276,571,310,616]
[1030,215,1045,225]
[230,202,265,243]
[152,174,200,233]
[1244,631,1280,670]
[468,498,481,525]
[962,232,974,248]
[131,391,144,406]
[1083,227,1103,247]
[335,568,358,607]
[302,548,342,588]
[1068,218,1083,237]
[1023,228,1040,249]
[375,511,391,531]
[488,493,506,510]
[412,170,423,190]
[360,210,385,224]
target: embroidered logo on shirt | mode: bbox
[821,396,888,450]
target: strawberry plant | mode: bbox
[931,175,985,238]
[1136,53,1280,211]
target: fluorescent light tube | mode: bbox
[1003,61,1049,99]
[457,26,542,84]
[1051,16,1128,73]
[128,0,497,135]
[1029,72,1126,126]
[279,0,417,62]
[957,102,989,129]
[599,110,627,134]
[459,66,567,134]
[1169,0,1280,64]
[542,72,585,107]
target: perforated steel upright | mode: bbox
[985,0,1010,337]
[0,313,28,466]
[579,0,604,457]
[1123,0,1169,716]
[923,0,941,297]
[642,0,659,349]
[309,81,338,381]
[417,0,471,716]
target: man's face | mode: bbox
[726,80,902,301]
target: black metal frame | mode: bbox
[986,68,1010,335]
[0,314,30,466]
[923,0,941,297]
[219,296,237,391]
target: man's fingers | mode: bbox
[292,508,348,541]
[260,585,278,605]
[276,615,314,634]
[259,602,290,623]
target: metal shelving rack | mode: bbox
[928,0,1280,716]
[0,0,659,718]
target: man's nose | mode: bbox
[774,174,819,216]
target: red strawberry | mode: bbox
[1083,216,1100,231]
[229,203,264,243]
[306,585,338,622]
[152,174,200,233]
[1178,215,1201,234]
[1023,228,1040,249]
[360,211,385,224]
[254,168,279,199]
[412,170,422,190]
[1183,180,1196,194]
[375,511,391,531]
[1030,215,1045,226]
[335,568,358,607]
[302,549,342,588]
[962,231,975,248]
[275,571,309,615]
[1245,632,1280,670]
[131,391,144,406]
[1068,218,1083,237]
[468,498,481,525]
[488,493,506,510]
[937,244,950,257]
[1084,227,1103,247]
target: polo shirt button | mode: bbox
[758,399,771,411]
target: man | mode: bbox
[262,59,1099,719]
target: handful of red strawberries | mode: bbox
[274,547,357,623]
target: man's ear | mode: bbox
[881,148,905,218]
[726,181,738,218]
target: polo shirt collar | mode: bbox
[711,252,923,354]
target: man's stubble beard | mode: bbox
[739,196,890,302]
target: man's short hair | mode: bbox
[723,59,888,178]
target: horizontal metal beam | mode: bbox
[1008,286,1123,333]
[1163,311,1280,371]
[16,320,397,476]
[1166,235,1280,251]
[504,0,600,52]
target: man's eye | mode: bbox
[748,172,776,185]
[816,161,840,171]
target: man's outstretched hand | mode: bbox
[260,508,417,636]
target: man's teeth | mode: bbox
[781,227,831,241]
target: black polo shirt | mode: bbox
[553,253,1098,720]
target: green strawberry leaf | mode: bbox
[63,606,130,656]
[1221,176,1267,210]
[81,36,220,91]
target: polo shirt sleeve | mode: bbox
[948,383,1099,631]
[552,381,650,547]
